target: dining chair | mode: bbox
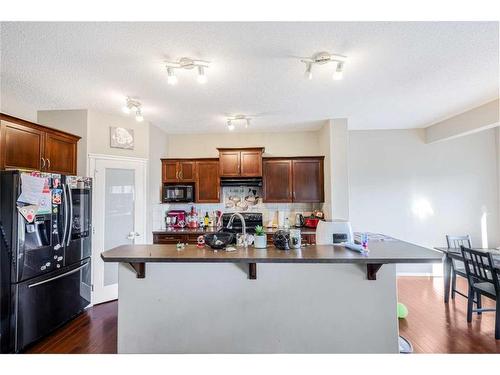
[446,235,473,301]
[460,246,499,339]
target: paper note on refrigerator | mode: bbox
[17,174,47,205]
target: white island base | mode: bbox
[117,262,399,353]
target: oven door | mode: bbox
[13,259,91,352]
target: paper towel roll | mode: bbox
[277,211,285,228]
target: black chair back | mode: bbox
[446,234,472,249]
[460,246,500,293]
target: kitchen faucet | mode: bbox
[227,212,247,247]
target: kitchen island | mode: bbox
[101,240,441,353]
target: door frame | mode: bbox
[88,153,148,305]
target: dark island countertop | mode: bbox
[101,240,442,265]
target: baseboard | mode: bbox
[396,272,436,277]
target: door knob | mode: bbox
[127,232,135,240]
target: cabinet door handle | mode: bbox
[46,158,51,170]
[41,157,46,169]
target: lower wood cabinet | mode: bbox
[266,233,316,245]
[263,157,324,203]
[153,233,202,244]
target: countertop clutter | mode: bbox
[101,240,442,268]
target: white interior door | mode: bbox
[89,155,147,305]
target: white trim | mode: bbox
[89,155,148,304]
[88,153,148,163]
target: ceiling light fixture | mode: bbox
[122,97,144,122]
[300,51,347,81]
[226,115,251,131]
[165,57,210,85]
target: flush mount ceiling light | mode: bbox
[300,51,347,81]
[165,57,210,85]
[122,97,144,122]
[226,115,251,131]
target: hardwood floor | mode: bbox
[25,299,117,354]
[398,276,500,353]
[25,277,499,354]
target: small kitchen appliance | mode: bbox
[167,210,187,228]
[304,217,321,228]
[294,213,305,227]
[162,184,194,203]
[315,220,354,245]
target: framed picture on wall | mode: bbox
[110,126,134,149]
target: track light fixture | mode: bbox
[300,51,347,81]
[165,57,210,85]
[226,115,251,131]
[122,97,144,122]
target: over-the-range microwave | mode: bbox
[162,184,194,203]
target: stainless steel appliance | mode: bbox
[0,171,92,353]
[295,213,305,227]
[221,212,263,235]
[162,184,194,203]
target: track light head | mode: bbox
[332,61,344,80]
[227,120,235,131]
[304,63,312,80]
[197,66,207,84]
[166,67,178,85]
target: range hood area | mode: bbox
[220,177,263,187]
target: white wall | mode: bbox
[349,128,499,274]
[38,110,88,175]
[148,124,169,243]
[87,110,150,159]
[166,130,320,158]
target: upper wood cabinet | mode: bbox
[161,160,197,182]
[0,113,80,175]
[43,133,78,175]
[263,157,324,203]
[292,159,324,203]
[262,159,293,202]
[196,160,220,203]
[217,147,264,177]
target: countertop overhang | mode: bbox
[101,241,442,265]
[101,240,441,281]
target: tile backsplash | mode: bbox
[151,199,321,231]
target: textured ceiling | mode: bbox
[1,22,498,133]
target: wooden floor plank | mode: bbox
[25,277,499,354]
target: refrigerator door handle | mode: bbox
[66,185,73,246]
[28,263,88,288]
[62,183,69,247]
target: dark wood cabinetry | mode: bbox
[162,158,220,203]
[292,159,324,203]
[0,113,79,175]
[262,159,293,202]
[196,160,220,203]
[161,160,197,182]
[43,133,78,175]
[217,147,264,177]
[263,157,324,203]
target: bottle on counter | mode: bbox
[204,212,209,227]
[284,217,290,229]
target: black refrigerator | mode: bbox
[0,170,92,353]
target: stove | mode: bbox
[221,212,263,234]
